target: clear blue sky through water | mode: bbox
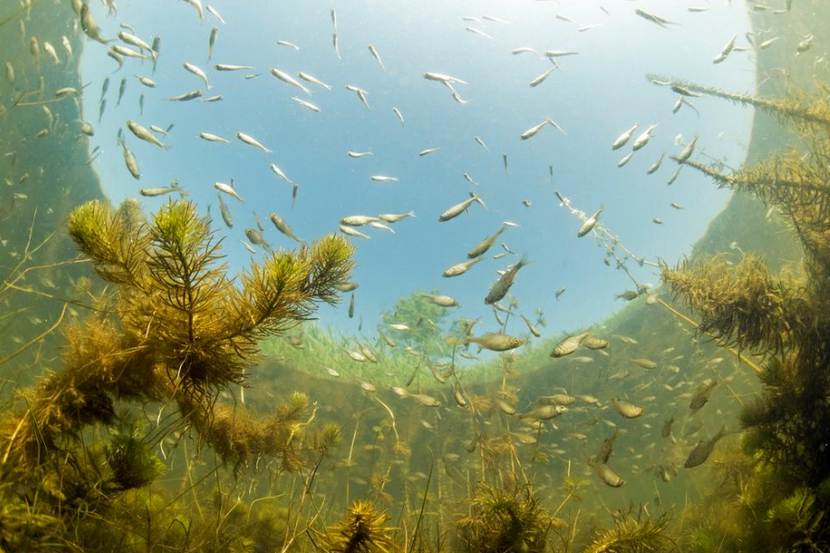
[81,0,756,341]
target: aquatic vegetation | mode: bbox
[455,484,553,553]
[0,198,354,511]
[652,76,830,551]
[582,510,676,553]
[327,499,395,553]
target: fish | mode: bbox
[199,132,231,144]
[423,72,467,85]
[277,40,300,50]
[183,62,211,89]
[371,175,398,182]
[522,404,567,421]
[611,397,644,418]
[151,36,161,72]
[503,154,508,173]
[468,226,507,259]
[630,358,657,369]
[388,323,410,332]
[217,194,233,228]
[647,154,665,175]
[635,8,676,28]
[689,379,718,412]
[713,34,737,64]
[577,206,604,237]
[466,333,523,352]
[140,179,187,197]
[684,427,728,468]
[616,290,639,301]
[392,107,404,126]
[340,215,379,226]
[136,75,156,88]
[346,85,370,109]
[271,68,312,95]
[556,287,566,300]
[632,124,657,151]
[378,212,415,223]
[550,332,589,358]
[80,3,109,44]
[214,181,243,202]
[334,282,359,293]
[520,119,552,140]
[62,36,74,59]
[611,124,638,150]
[236,132,271,153]
[188,0,204,20]
[347,150,373,158]
[529,67,555,87]
[442,257,483,277]
[269,212,304,243]
[521,315,541,337]
[439,193,486,222]
[463,173,478,185]
[112,45,148,59]
[118,31,154,58]
[590,461,625,487]
[121,139,141,180]
[668,166,682,185]
[419,294,459,308]
[127,120,167,150]
[512,47,540,56]
[797,34,813,54]
[214,64,255,71]
[244,228,270,250]
[297,71,332,90]
[596,430,618,464]
[344,349,367,363]
[758,37,780,50]
[239,241,256,254]
[167,89,202,101]
[485,256,529,305]
[419,148,440,157]
[466,26,493,39]
[208,27,218,60]
[347,293,355,318]
[672,136,698,164]
[117,77,127,106]
[292,97,320,113]
[207,4,225,23]
[581,335,609,350]
[108,49,125,71]
[98,99,107,122]
[544,50,579,58]
[618,151,635,167]
[474,136,489,151]
[43,41,60,64]
[653,218,663,225]
[661,417,674,438]
[367,44,385,70]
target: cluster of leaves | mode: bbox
[0,198,355,546]
[455,484,553,553]
[656,76,830,547]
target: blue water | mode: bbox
[82,0,755,339]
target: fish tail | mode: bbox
[407,211,416,218]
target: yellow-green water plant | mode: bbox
[0,198,355,515]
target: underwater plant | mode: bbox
[326,499,395,553]
[654,76,830,490]
[0,198,354,503]
[455,484,553,553]
[582,510,676,553]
